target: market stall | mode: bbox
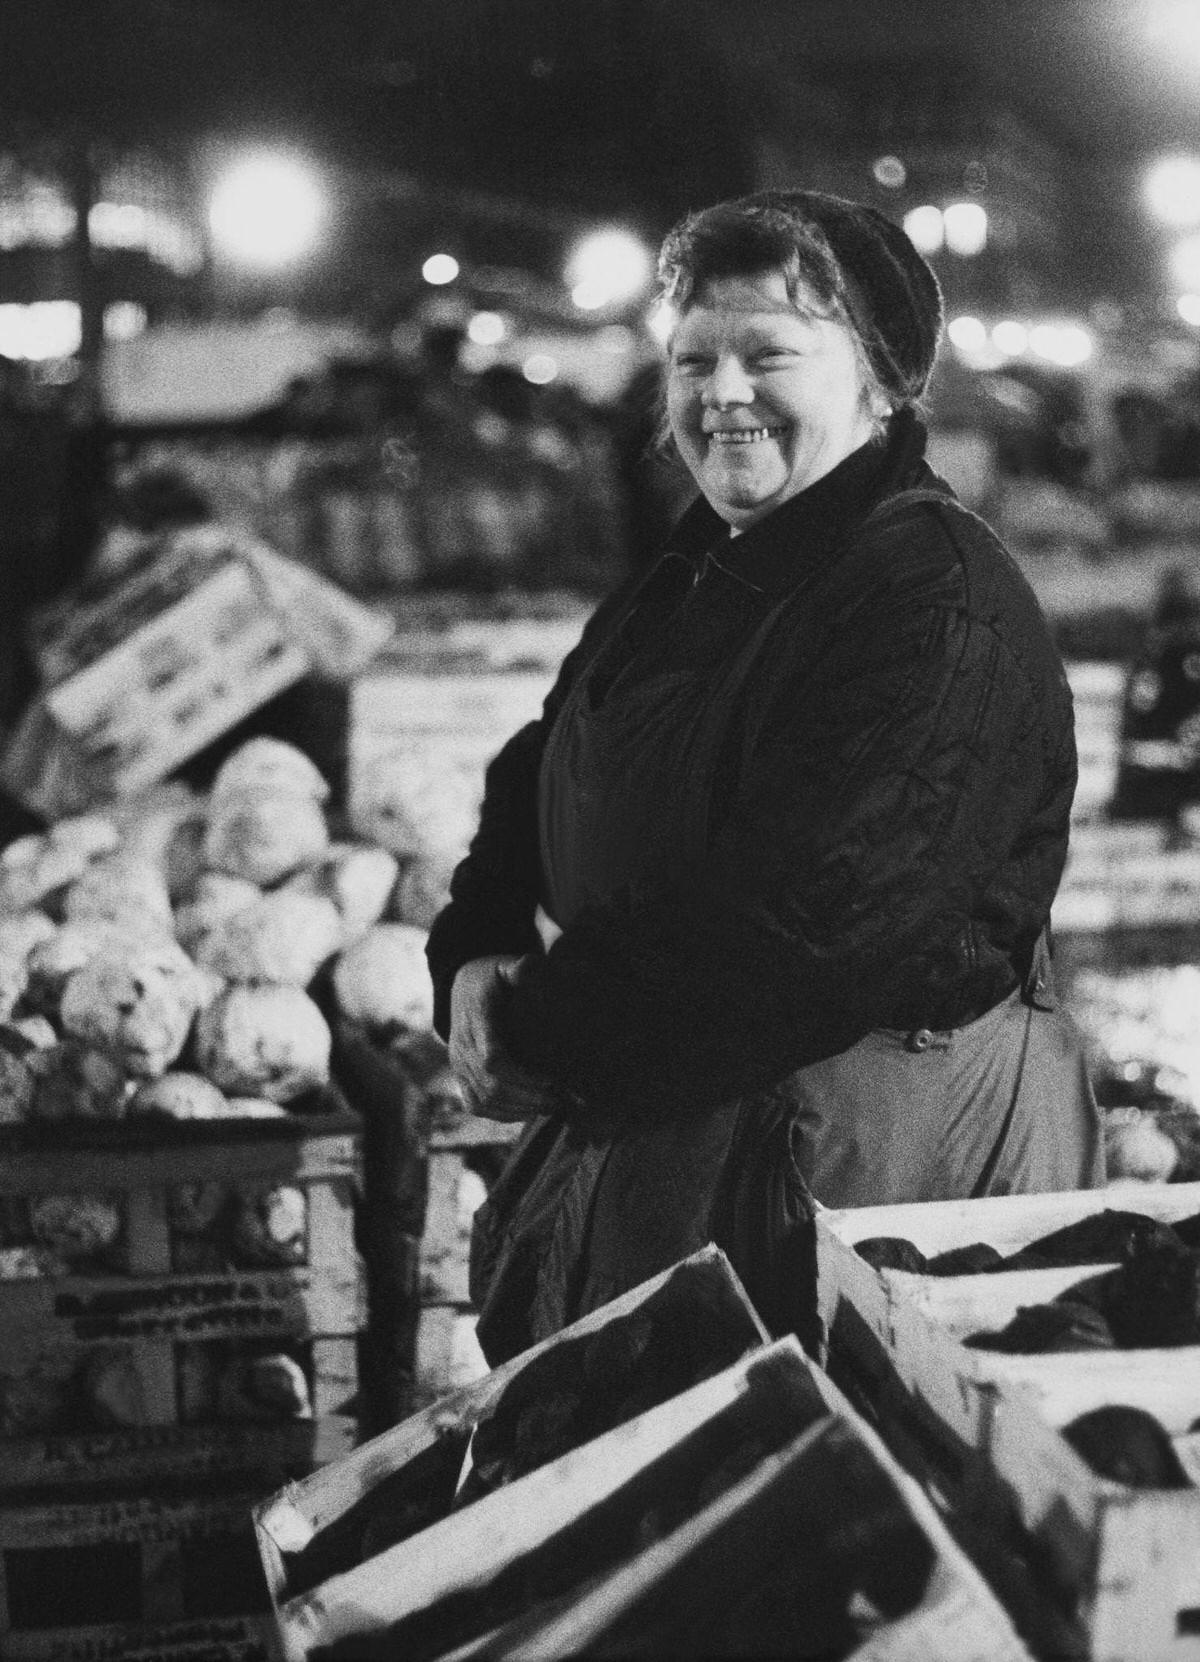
[6,512,1200,1661]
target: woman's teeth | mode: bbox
[710,427,781,444]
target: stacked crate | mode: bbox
[815,1183,1200,1662]
[253,1248,1030,1662]
[0,1108,363,1662]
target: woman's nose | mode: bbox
[703,354,754,407]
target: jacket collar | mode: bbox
[663,408,944,597]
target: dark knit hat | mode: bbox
[660,188,945,403]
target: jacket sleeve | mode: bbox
[426,578,642,1037]
[499,510,1073,1120]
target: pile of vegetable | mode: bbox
[0,736,438,1133]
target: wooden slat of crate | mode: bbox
[416,1128,521,1403]
[0,1123,360,1197]
[815,1184,1200,1660]
[308,1337,358,1421]
[253,1245,769,1618]
[419,1148,478,1307]
[0,1416,357,1495]
[978,1345,1200,1435]
[817,1179,1200,1262]
[119,1182,178,1428]
[429,1116,523,1152]
[411,1304,488,1407]
[1,1612,276,1662]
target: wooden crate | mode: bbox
[815,1181,1200,1662]
[253,1245,771,1656]
[0,1486,274,1659]
[463,1345,1031,1662]
[412,1117,522,1407]
[256,1333,1029,1662]
[0,1113,363,1493]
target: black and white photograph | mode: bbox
[4,5,1200,1658]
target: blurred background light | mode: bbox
[466,309,507,345]
[646,299,676,349]
[103,301,148,342]
[1170,232,1200,288]
[90,202,148,249]
[522,352,558,384]
[903,204,944,255]
[595,324,636,354]
[947,314,988,354]
[208,153,324,267]
[1148,1,1200,61]
[1029,321,1094,366]
[871,154,907,189]
[422,252,461,286]
[992,319,1030,356]
[1145,154,1200,226]
[943,200,988,256]
[1177,292,1200,325]
[0,300,81,359]
[565,227,654,310]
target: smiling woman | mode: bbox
[666,270,879,529]
[426,188,1104,1367]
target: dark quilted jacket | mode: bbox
[427,412,1077,1126]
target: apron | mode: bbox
[469,531,1103,1366]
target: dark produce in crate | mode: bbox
[259,1249,767,1622]
[968,1295,1117,1354]
[316,1259,766,1583]
[454,1265,759,1510]
[577,1419,937,1662]
[282,1429,475,1603]
[966,1231,1200,1354]
[1062,1405,1192,1489]
[855,1205,1197,1275]
[310,1355,930,1662]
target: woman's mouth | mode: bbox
[707,426,785,445]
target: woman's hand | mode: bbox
[448,954,561,1122]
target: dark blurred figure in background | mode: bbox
[1111,566,1200,823]
[0,361,108,842]
[0,361,104,734]
[608,356,694,573]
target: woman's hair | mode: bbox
[658,198,849,321]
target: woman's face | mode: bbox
[666,268,879,530]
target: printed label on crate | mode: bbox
[2,1491,261,1550]
[2,1614,273,1662]
[4,1268,361,1365]
[1,1417,357,1493]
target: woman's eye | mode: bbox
[754,351,796,367]
[672,356,711,373]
